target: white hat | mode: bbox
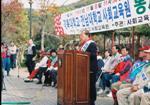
[144,48,150,53]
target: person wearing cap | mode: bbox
[43,49,58,87]
[111,46,147,105]
[117,46,150,105]
[24,50,48,82]
[79,30,98,105]
[133,47,150,105]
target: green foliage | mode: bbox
[34,31,61,51]
[44,35,61,50]
[135,25,150,36]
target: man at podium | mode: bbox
[80,30,98,105]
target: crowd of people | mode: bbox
[24,39,61,88]
[1,42,18,76]
[96,45,150,105]
[1,30,150,105]
[24,49,58,87]
[23,31,150,105]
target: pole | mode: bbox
[112,31,115,48]
[118,33,121,46]
[136,33,140,60]
[29,0,32,39]
[137,33,141,48]
[132,27,135,59]
[104,34,106,52]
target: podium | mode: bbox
[57,50,90,105]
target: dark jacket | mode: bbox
[86,42,98,73]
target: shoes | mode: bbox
[7,72,9,76]
[107,92,112,97]
[36,81,42,84]
[104,87,110,94]
[114,101,118,105]
[24,78,33,82]
[43,83,52,86]
[97,89,104,95]
[55,84,57,88]
[52,84,56,87]
[43,84,48,86]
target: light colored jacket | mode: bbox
[103,52,121,72]
[102,56,111,72]
[133,62,150,89]
[38,56,49,68]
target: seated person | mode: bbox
[133,48,150,105]
[96,51,104,81]
[24,50,48,82]
[134,82,150,105]
[97,50,111,94]
[43,49,58,87]
[24,63,40,82]
[98,45,121,95]
[111,46,149,105]
[117,47,150,105]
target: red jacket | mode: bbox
[114,57,132,81]
[47,59,58,68]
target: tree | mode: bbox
[2,0,29,44]
[2,0,29,65]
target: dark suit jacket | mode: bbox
[86,42,98,73]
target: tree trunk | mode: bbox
[41,26,45,51]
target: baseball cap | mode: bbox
[144,46,150,53]
[138,45,149,51]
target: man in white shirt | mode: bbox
[9,42,17,69]
[97,49,111,94]
[36,51,49,84]
[100,45,121,95]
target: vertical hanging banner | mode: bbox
[54,0,150,35]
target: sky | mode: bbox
[19,0,80,9]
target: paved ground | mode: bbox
[2,68,113,105]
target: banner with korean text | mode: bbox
[54,0,150,35]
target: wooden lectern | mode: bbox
[57,50,90,105]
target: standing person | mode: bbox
[9,42,17,69]
[4,45,11,76]
[26,39,36,75]
[79,30,98,105]
[1,43,6,70]
[1,42,6,90]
